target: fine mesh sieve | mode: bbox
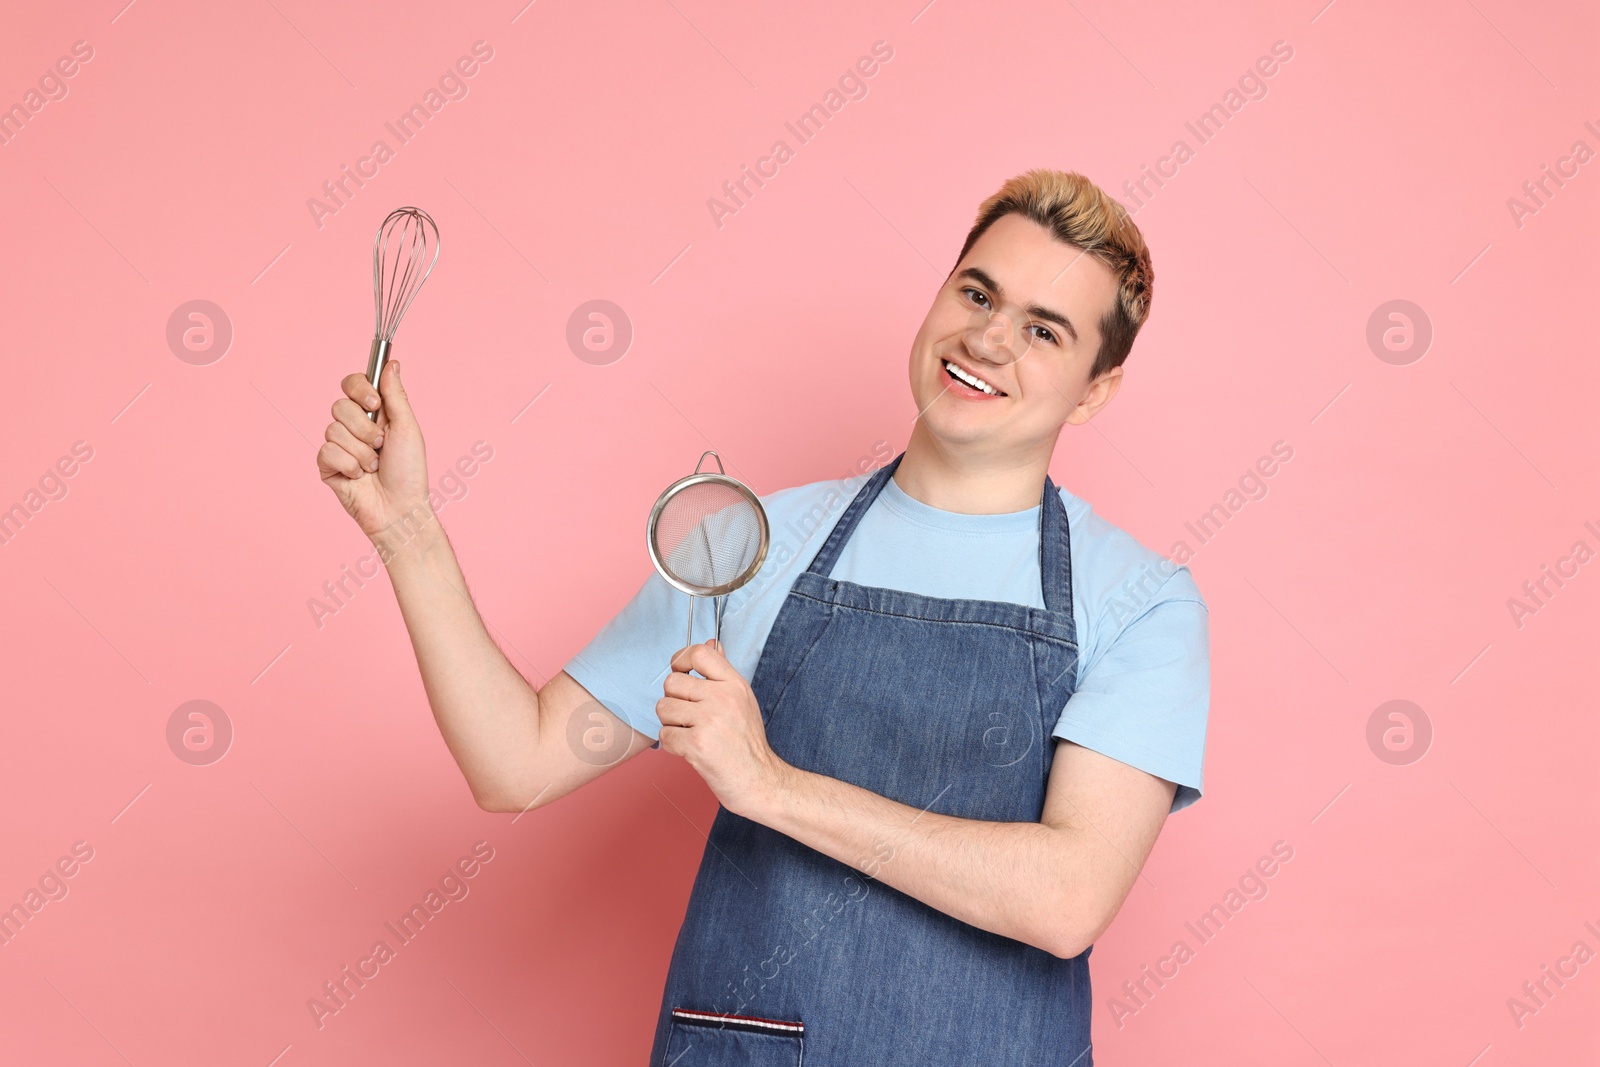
[647,451,769,648]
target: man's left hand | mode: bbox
[657,641,792,818]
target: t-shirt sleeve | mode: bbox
[1051,582,1210,813]
[562,569,685,742]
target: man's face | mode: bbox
[907,213,1124,462]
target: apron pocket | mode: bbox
[662,1007,804,1066]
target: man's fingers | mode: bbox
[376,360,416,430]
[326,419,379,473]
[317,440,363,481]
[670,641,734,680]
[341,371,381,410]
[332,395,385,448]
[696,640,735,680]
[656,696,696,728]
[662,671,710,700]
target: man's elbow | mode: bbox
[1037,899,1114,960]
[1039,924,1093,961]
[474,783,547,814]
[474,790,514,813]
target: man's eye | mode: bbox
[961,287,990,307]
[1030,325,1059,346]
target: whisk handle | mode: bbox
[364,338,392,422]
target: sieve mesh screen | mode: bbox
[653,482,765,594]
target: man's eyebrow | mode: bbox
[955,267,1079,344]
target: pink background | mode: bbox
[1,0,1595,1062]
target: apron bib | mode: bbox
[649,453,1090,1066]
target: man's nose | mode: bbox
[966,307,1026,363]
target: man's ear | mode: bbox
[1064,365,1124,426]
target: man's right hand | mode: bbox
[317,360,430,540]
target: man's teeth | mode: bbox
[944,360,1002,395]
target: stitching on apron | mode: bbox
[790,590,1079,646]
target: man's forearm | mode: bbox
[749,764,1088,957]
[376,504,542,807]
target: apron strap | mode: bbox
[804,453,903,578]
[1039,474,1074,617]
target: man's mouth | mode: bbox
[943,359,1007,397]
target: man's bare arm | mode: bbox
[318,360,652,813]
[380,513,653,812]
[748,738,1176,958]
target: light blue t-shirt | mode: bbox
[565,469,1210,812]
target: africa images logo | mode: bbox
[705,41,895,229]
[306,841,496,1030]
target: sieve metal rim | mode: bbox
[646,469,770,599]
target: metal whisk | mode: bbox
[365,206,441,421]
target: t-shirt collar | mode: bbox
[877,472,1041,534]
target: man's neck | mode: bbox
[893,424,1055,514]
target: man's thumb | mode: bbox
[379,360,414,426]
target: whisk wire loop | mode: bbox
[374,206,441,341]
[364,206,441,420]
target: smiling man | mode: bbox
[317,168,1208,1065]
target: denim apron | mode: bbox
[649,453,1090,1066]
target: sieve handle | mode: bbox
[681,594,721,678]
[657,584,704,753]
[693,450,725,475]
[365,338,391,422]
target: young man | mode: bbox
[317,169,1208,1065]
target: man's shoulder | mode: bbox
[758,475,853,508]
[750,470,883,569]
[760,468,879,502]
[1055,486,1207,625]
[758,469,883,524]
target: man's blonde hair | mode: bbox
[952,169,1153,380]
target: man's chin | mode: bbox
[918,410,1008,452]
